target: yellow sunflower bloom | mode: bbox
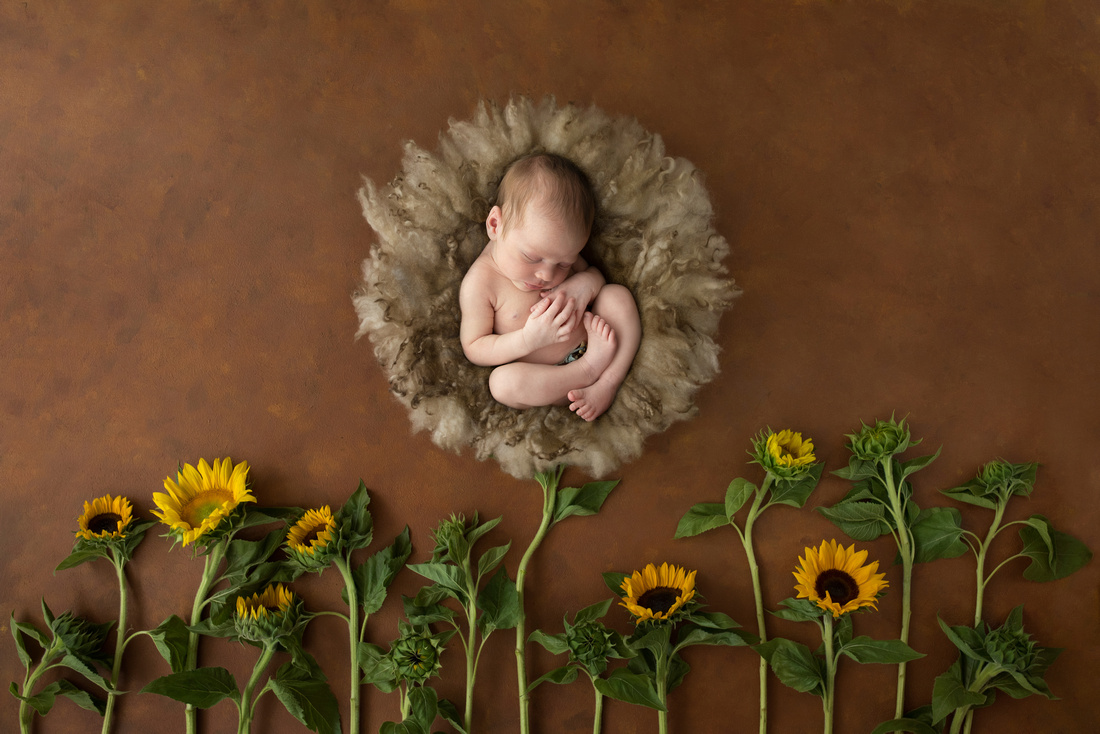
[236,583,295,622]
[76,494,134,540]
[793,539,888,619]
[152,457,255,546]
[620,562,697,624]
[287,507,336,556]
[767,430,816,470]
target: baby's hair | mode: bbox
[496,153,596,237]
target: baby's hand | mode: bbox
[523,293,577,352]
[540,273,597,314]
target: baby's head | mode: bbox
[486,153,596,291]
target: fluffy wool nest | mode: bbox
[354,97,738,479]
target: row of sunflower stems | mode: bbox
[8,415,1093,733]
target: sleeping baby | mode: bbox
[459,153,640,421]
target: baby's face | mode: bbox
[486,202,588,292]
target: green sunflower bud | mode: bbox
[565,620,614,676]
[975,460,1037,503]
[750,429,817,480]
[234,584,303,646]
[431,513,471,563]
[846,417,912,462]
[48,607,113,666]
[390,624,446,686]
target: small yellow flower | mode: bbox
[767,430,816,470]
[287,507,336,556]
[793,539,888,619]
[152,458,255,546]
[236,583,295,623]
[76,494,134,540]
[620,562,697,624]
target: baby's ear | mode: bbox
[486,206,503,240]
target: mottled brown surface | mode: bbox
[2,1,1098,733]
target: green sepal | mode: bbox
[141,667,240,708]
[476,566,520,635]
[593,668,667,711]
[673,503,728,539]
[270,660,342,734]
[1018,516,1093,581]
[840,637,924,664]
[909,507,968,564]
[769,462,824,508]
[552,480,619,525]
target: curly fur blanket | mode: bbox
[354,97,738,478]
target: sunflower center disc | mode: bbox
[301,528,322,546]
[637,587,680,615]
[180,489,234,527]
[815,569,858,606]
[88,513,123,534]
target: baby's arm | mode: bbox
[538,255,606,312]
[460,268,578,367]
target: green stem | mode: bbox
[948,706,972,734]
[883,460,913,719]
[399,684,411,720]
[656,648,669,734]
[516,469,558,734]
[186,542,227,734]
[742,477,772,734]
[822,614,837,734]
[592,683,604,734]
[19,643,59,734]
[464,551,479,734]
[101,554,129,734]
[334,558,362,734]
[237,645,276,734]
[974,501,1008,627]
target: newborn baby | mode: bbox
[459,153,640,421]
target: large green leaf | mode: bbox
[408,561,467,600]
[527,664,579,692]
[337,480,374,550]
[899,448,941,481]
[572,599,613,626]
[1019,517,1093,582]
[147,614,191,673]
[348,526,413,614]
[764,638,824,696]
[931,661,986,724]
[528,629,569,656]
[593,669,666,710]
[54,549,106,572]
[270,664,342,734]
[769,463,824,509]
[476,567,520,634]
[476,542,511,581]
[602,571,628,597]
[840,637,924,664]
[817,500,893,541]
[910,508,968,564]
[437,698,467,734]
[141,667,239,708]
[552,480,619,525]
[673,503,727,539]
[726,478,757,518]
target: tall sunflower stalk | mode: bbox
[283,481,412,734]
[150,457,295,734]
[759,540,920,734]
[675,429,823,734]
[603,563,756,734]
[818,417,948,719]
[55,494,154,733]
[938,460,1091,734]
[404,513,520,733]
[515,466,618,734]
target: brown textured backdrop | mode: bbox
[2,1,1098,732]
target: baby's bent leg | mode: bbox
[567,284,641,421]
[489,313,617,409]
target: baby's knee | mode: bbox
[488,366,525,408]
[595,283,638,319]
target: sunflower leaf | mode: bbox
[338,480,374,550]
[572,599,613,626]
[528,629,570,655]
[602,571,628,597]
[527,664,579,692]
[402,595,456,627]
[358,642,397,689]
[673,503,728,539]
[407,684,439,728]
[348,526,413,614]
[673,624,755,653]
[552,480,619,526]
[931,661,987,724]
[141,667,240,708]
[1019,518,1093,582]
[769,463,825,509]
[770,597,824,624]
[53,678,107,714]
[476,567,520,634]
[13,680,64,717]
[408,561,467,601]
[762,638,825,697]
[937,618,982,661]
[54,549,107,572]
[840,637,924,665]
[58,653,111,691]
[593,668,666,711]
[817,499,893,541]
[939,482,998,510]
[465,515,502,549]
[476,542,511,581]
[146,614,191,673]
[437,698,467,734]
[270,664,342,734]
[899,448,941,480]
[223,527,287,580]
[910,507,968,564]
[726,478,757,518]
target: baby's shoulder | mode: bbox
[460,253,503,303]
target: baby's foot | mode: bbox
[577,312,617,383]
[568,379,618,422]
